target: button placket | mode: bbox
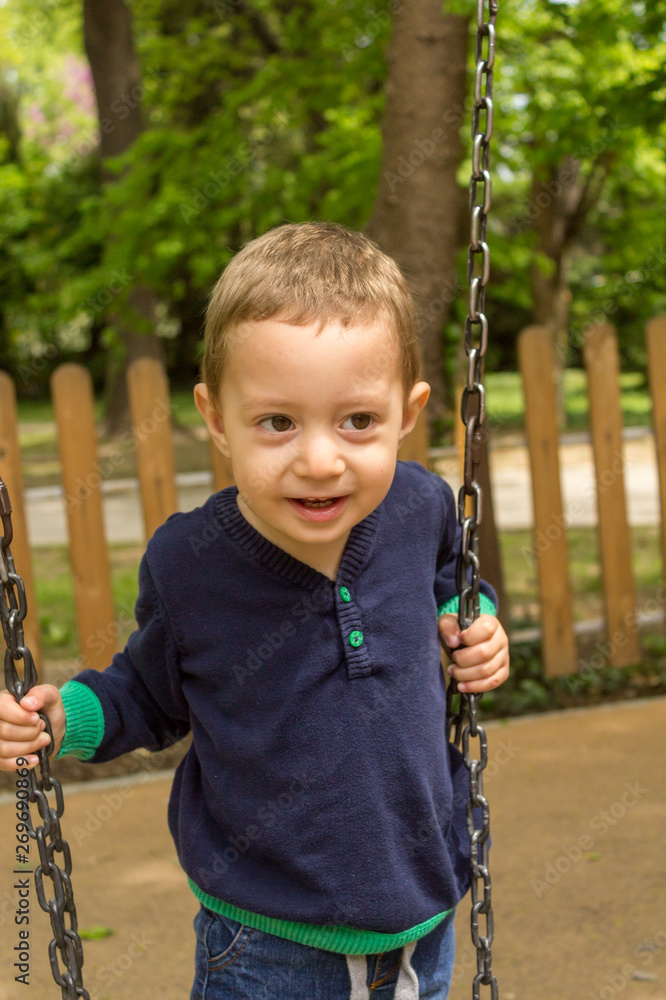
[336,581,373,678]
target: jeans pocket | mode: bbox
[202,907,253,969]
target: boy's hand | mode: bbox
[438,614,509,694]
[0,684,65,771]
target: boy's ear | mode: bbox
[194,383,230,458]
[399,381,430,444]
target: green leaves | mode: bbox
[0,0,664,389]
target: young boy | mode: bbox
[0,222,509,1000]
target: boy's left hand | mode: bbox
[438,614,510,693]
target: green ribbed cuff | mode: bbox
[188,878,453,955]
[437,593,497,618]
[55,680,105,760]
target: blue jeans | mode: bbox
[190,905,456,1000]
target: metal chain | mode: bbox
[0,478,89,1000]
[448,2,499,1000]
[2,15,500,1000]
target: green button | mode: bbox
[348,630,364,648]
[339,586,351,602]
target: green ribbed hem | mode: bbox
[55,681,105,760]
[188,878,453,955]
[437,593,496,618]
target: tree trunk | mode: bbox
[83,0,165,435]
[365,0,507,619]
[529,152,614,425]
[529,159,578,365]
[0,83,22,372]
[530,164,573,428]
[364,0,468,431]
[0,83,21,164]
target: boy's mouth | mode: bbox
[286,495,350,522]
[294,497,339,509]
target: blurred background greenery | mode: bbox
[0,0,664,432]
[1,0,665,712]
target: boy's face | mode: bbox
[195,317,429,579]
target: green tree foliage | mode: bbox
[0,0,664,400]
[483,0,666,368]
[1,0,394,392]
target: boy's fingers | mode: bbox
[449,652,509,693]
[438,613,462,648]
[0,695,41,728]
[459,615,498,644]
[0,689,53,771]
[0,739,48,771]
[19,684,60,713]
[449,634,503,669]
[1,758,41,773]
[0,719,45,742]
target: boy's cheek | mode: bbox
[247,473,267,493]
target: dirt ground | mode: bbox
[0,696,664,1000]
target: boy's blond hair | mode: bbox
[201,222,421,406]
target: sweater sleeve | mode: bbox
[56,550,191,762]
[432,472,498,617]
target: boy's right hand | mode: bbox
[0,685,65,771]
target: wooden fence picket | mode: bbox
[518,326,577,676]
[210,439,234,493]
[0,371,42,661]
[51,364,116,671]
[646,316,666,584]
[127,358,178,539]
[5,316,666,678]
[583,324,641,667]
[398,409,429,466]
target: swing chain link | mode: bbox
[0,478,89,1000]
[449,2,499,1000]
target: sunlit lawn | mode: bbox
[14,367,663,694]
[485,369,651,435]
[501,524,662,628]
[16,389,207,489]
[36,545,144,675]
[34,526,663,677]
[15,372,653,488]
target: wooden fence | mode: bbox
[0,318,664,678]
[519,319,666,676]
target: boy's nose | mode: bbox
[294,433,346,480]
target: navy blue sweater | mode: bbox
[58,461,496,954]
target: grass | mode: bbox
[485,369,652,436]
[35,545,144,672]
[14,373,654,488]
[11,370,665,715]
[17,389,210,489]
[477,522,666,717]
[32,527,666,717]
[16,389,201,428]
[500,525,663,628]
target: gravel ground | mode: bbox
[0,696,664,1000]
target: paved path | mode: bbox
[1,696,664,1000]
[22,430,661,546]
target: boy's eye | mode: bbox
[342,413,373,431]
[259,415,293,433]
